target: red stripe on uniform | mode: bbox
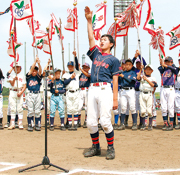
[106,137,114,141]
[92,137,99,141]
[68,118,72,121]
[108,141,114,145]
[93,141,99,144]
[74,117,78,121]
[177,113,180,116]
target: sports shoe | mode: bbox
[0,123,4,130]
[148,125,153,131]
[175,123,180,130]
[49,125,54,131]
[83,121,87,128]
[8,124,15,130]
[4,123,10,128]
[124,121,128,127]
[77,122,81,128]
[132,123,137,130]
[15,122,19,128]
[106,146,115,160]
[113,124,118,130]
[19,123,24,130]
[117,123,125,130]
[35,125,41,131]
[65,121,69,129]
[60,125,66,131]
[162,124,168,131]
[152,120,157,127]
[140,124,146,131]
[68,124,77,131]
[27,124,33,132]
[167,124,173,131]
[138,123,142,129]
[84,145,101,157]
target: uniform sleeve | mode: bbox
[123,71,137,82]
[37,74,43,82]
[74,69,82,77]
[152,77,158,87]
[26,73,31,80]
[167,66,179,75]
[22,76,26,85]
[87,46,101,61]
[158,66,164,74]
[111,58,121,76]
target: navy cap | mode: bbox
[67,61,74,66]
[165,56,173,62]
[54,68,61,73]
[121,59,126,64]
[82,63,90,68]
[30,66,39,71]
[125,59,133,64]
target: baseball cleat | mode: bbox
[27,124,33,132]
[4,123,10,128]
[113,124,118,130]
[148,125,153,131]
[15,122,19,128]
[138,123,142,129]
[106,146,115,160]
[68,124,77,131]
[162,124,169,131]
[140,124,146,131]
[35,125,41,131]
[0,123,4,130]
[84,145,101,157]
[117,124,125,130]
[19,124,24,130]
[49,125,54,131]
[83,121,87,128]
[132,123,137,130]
[167,124,173,131]
[175,123,180,130]
[8,124,15,130]
[60,125,66,131]
[77,122,81,128]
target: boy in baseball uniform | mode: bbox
[84,7,120,160]
[118,59,137,130]
[158,56,179,131]
[26,57,42,131]
[78,63,91,128]
[0,69,5,129]
[137,65,158,131]
[49,68,66,131]
[7,62,26,130]
[62,52,81,131]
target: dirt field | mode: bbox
[1,108,180,175]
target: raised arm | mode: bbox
[28,57,38,75]
[37,58,42,75]
[85,6,95,48]
[79,66,90,78]
[43,59,51,74]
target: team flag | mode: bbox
[0,7,10,16]
[136,0,146,26]
[73,7,78,30]
[143,0,156,36]
[166,24,180,50]
[10,0,34,21]
[32,35,46,50]
[92,3,106,38]
[48,19,55,41]
[43,35,51,54]
[179,49,180,58]
[64,9,75,32]
[10,52,19,67]
[26,17,34,35]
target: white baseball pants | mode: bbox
[78,89,87,114]
[87,84,113,134]
[152,94,157,116]
[135,91,141,114]
[160,87,175,118]
[0,95,3,118]
[175,89,180,113]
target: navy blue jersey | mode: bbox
[79,73,91,88]
[0,78,4,93]
[158,66,179,86]
[26,73,42,92]
[50,79,65,94]
[87,46,120,83]
[119,70,137,88]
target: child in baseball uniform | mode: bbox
[0,69,5,129]
[119,59,137,130]
[26,57,42,131]
[84,7,120,160]
[49,68,66,131]
[7,62,26,130]
[158,56,179,131]
[62,52,81,131]
[78,63,91,128]
[137,64,158,131]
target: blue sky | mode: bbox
[0,0,180,91]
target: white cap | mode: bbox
[13,62,21,68]
[145,64,153,70]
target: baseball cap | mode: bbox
[82,63,90,68]
[125,58,133,64]
[145,64,153,70]
[30,66,39,71]
[135,58,141,63]
[121,59,126,64]
[67,61,74,66]
[165,56,173,62]
[13,62,21,67]
[54,68,61,73]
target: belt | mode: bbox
[135,88,140,91]
[10,89,22,92]
[162,85,174,88]
[44,89,50,91]
[175,88,180,91]
[53,93,59,96]
[91,82,108,87]
[122,87,133,90]
[69,89,79,93]
[29,90,40,94]
[81,87,89,90]
[140,91,152,94]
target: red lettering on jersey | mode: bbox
[19,78,23,82]
[29,80,38,86]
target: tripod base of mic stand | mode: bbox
[19,156,69,173]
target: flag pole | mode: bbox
[46,27,57,90]
[73,1,77,67]
[76,17,79,62]
[59,18,65,71]
[114,17,117,57]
